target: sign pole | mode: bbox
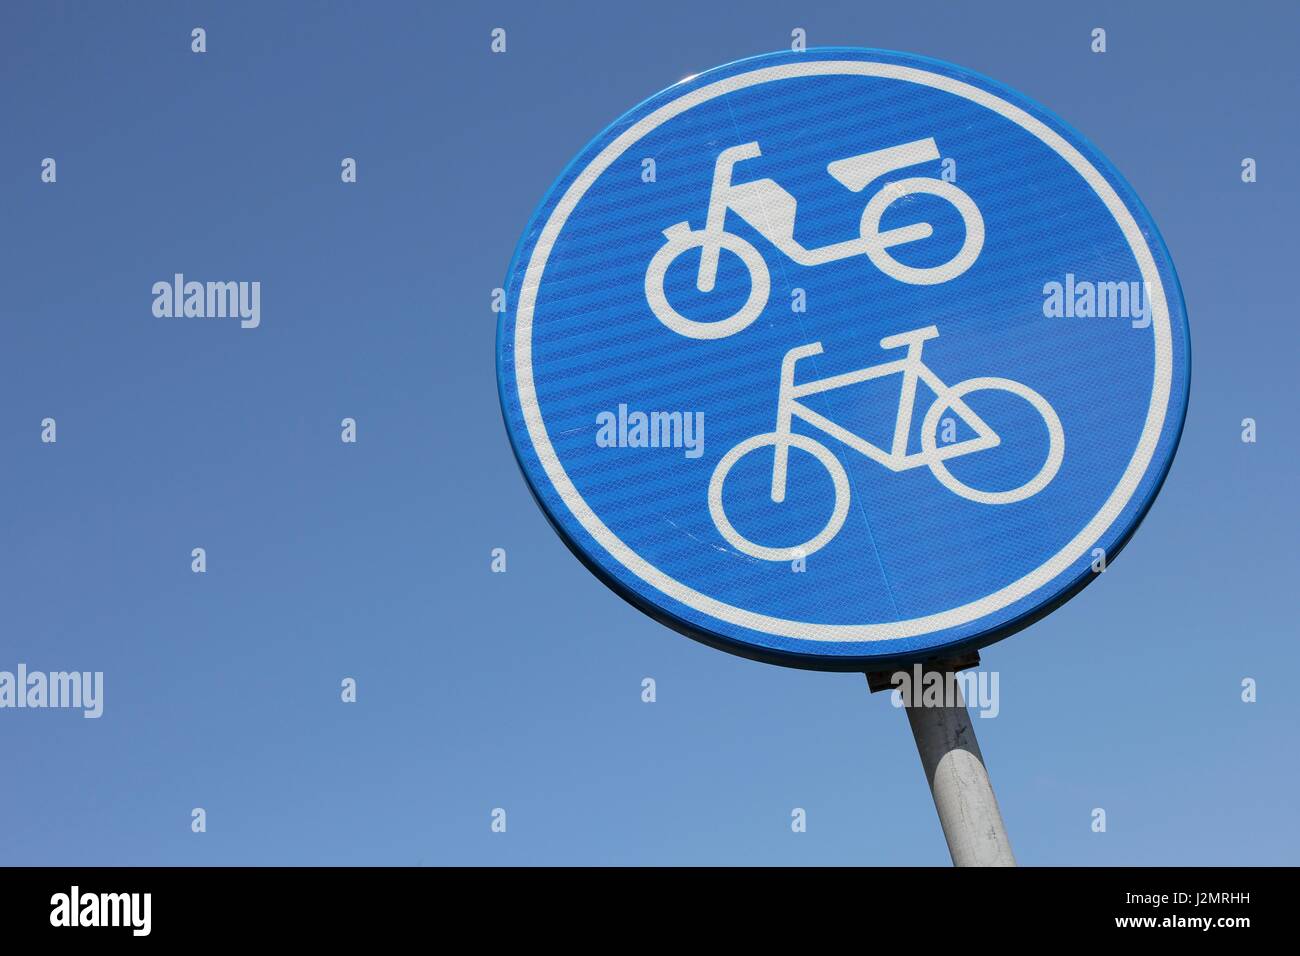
[501,48,1189,867]
[870,656,1016,867]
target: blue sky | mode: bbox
[1,0,1296,865]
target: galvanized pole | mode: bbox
[869,655,1016,867]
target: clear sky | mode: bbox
[1,0,1296,865]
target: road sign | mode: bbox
[497,48,1190,670]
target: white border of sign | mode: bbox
[513,59,1173,643]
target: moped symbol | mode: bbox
[645,138,985,339]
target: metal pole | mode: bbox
[866,656,1016,866]
[902,670,1016,867]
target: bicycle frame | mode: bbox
[769,327,998,502]
[696,140,939,291]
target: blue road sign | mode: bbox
[497,49,1190,670]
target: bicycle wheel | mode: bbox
[708,432,850,561]
[644,223,770,339]
[859,178,984,285]
[920,377,1064,504]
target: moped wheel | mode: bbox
[920,377,1064,504]
[644,224,770,339]
[860,178,985,285]
[708,432,850,561]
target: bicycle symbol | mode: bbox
[708,325,1065,561]
[645,138,984,339]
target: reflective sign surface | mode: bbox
[498,49,1191,669]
